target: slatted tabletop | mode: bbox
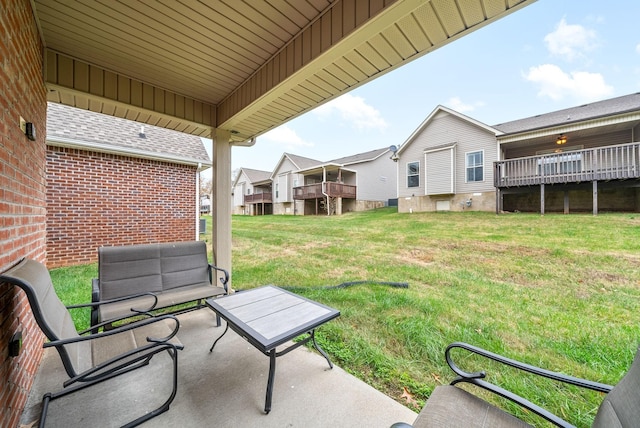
[207,285,340,353]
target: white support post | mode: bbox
[212,128,233,289]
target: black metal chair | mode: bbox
[392,342,640,427]
[0,258,184,427]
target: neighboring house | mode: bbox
[241,148,398,216]
[271,153,323,215]
[294,148,398,215]
[232,168,273,215]
[46,103,211,268]
[396,106,499,213]
[397,93,640,214]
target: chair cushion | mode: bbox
[412,385,532,428]
[592,348,640,428]
[91,318,183,367]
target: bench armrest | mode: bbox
[71,291,159,329]
[445,342,613,427]
[209,264,229,293]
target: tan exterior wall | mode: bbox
[273,200,303,215]
[46,146,198,268]
[0,1,48,425]
[398,191,496,213]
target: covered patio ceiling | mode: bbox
[35,0,538,144]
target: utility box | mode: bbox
[199,218,206,234]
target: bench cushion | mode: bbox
[98,282,226,322]
[160,241,210,290]
[98,243,163,300]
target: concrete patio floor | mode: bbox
[20,308,418,427]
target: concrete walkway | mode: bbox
[20,309,417,427]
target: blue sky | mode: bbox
[217,0,640,173]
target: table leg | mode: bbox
[209,322,229,352]
[265,349,276,414]
[311,330,333,369]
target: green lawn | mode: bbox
[51,208,640,427]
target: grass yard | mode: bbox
[51,208,640,427]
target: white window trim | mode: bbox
[465,149,485,183]
[406,161,420,188]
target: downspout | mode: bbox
[321,166,330,216]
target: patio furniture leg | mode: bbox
[265,349,277,414]
[209,322,229,352]
[311,329,333,369]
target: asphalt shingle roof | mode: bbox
[328,147,388,165]
[284,153,323,170]
[46,102,210,163]
[242,168,272,183]
[493,92,640,135]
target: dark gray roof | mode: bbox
[242,168,272,183]
[285,153,323,169]
[493,92,640,135]
[328,147,388,165]
[46,102,210,164]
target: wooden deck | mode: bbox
[495,142,640,188]
[293,182,356,200]
[244,193,273,204]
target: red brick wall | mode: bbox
[46,146,198,268]
[0,0,48,426]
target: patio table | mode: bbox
[206,285,340,413]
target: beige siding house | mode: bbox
[397,93,640,214]
[271,153,322,215]
[294,148,397,215]
[232,168,272,215]
[396,106,499,213]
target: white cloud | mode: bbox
[445,97,485,113]
[261,125,313,150]
[313,93,388,131]
[523,64,613,102]
[544,18,599,61]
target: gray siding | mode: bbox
[398,110,496,197]
[426,147,454,195]
[348,155,397,201]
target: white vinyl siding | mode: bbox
[345,155,397,202]
[275,173,289,202]
[425,146,455,195]
[234,181,246,206]
[397,109,497,198]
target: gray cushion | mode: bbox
[412,385,532,428]
[592,348,640,428]
[98,283,225,321]
[160,241,209,290]
[98,244,163,299]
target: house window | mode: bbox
[466,151,483,182]
[275,183,279,198]
[407,162,419,187]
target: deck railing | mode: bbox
[293,182,357,199]
[244,193,273,204]
[494,142,640,187]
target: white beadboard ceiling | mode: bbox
[34,0,537,142]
